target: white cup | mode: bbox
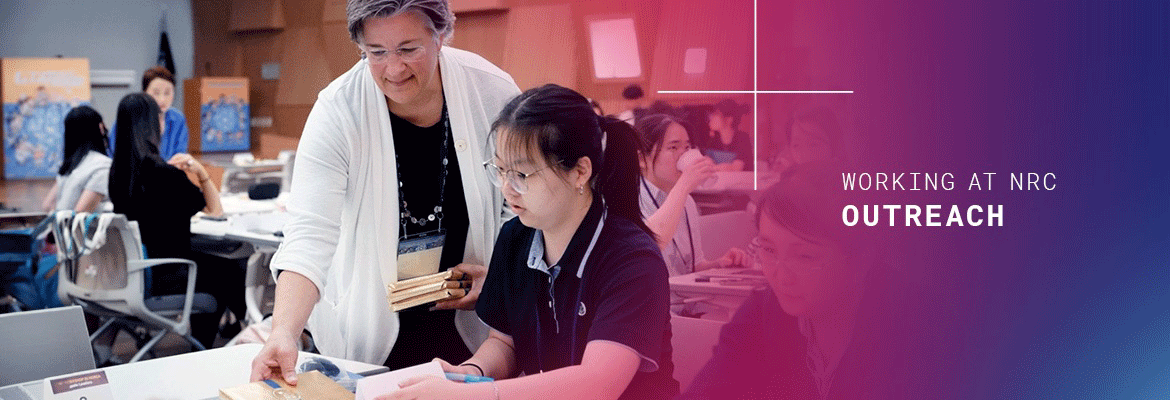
[676,148,705,172]
[676,148,717,188]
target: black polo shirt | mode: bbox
[477,198,679,400]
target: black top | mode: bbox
[113,161,206,295]
[704,130,754,170]
[388,108,469,268]
[477,198,679,400]
[383,107,473,369]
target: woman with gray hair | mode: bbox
[251,0,519,383]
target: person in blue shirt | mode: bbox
[108,66,189,160]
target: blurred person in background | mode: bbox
[772,106,844,172]
[679,161,913,399]
[42,105,111,212]
[108,66,189,161]
[702,99,752,172]
[108,93,229,348]
[617,83,647,125]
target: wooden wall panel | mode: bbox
[249,80,280,150]
[257,130,301,159]
[501,4,576,90]
[451,0,506,13]
[568,0,663,103]
[193,0,240,77]
[282,0,326,28]
[274,105,314,139]
[196,0,766,147]
[648,0,752,96]
[451,11,509,68]
[323,0,347,23]
[276,27,334,105]
[323,22,361,78]
[230,0,286,32]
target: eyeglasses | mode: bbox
[660,142,692,154]
[482,161,554,194]
[747,237,826,277]
[361,42,430,64]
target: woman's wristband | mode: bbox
[460,362,485,377]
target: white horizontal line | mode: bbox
[657,90,854,94]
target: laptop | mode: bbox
[0,306,95,387]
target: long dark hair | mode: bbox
[109,93,165,207]
[58,106,107,176]
[492,84,652,237]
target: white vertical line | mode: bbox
[753,0,759,191]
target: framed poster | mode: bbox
[198,77,250,152]
[1,58,90,179]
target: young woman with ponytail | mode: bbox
[384,84,678,400]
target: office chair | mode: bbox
[669,314,725,392]
[52,212,217,363]
[0,213,53,312]
[696,210,756,259]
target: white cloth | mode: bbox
[639,178,707,277]
[270,47,520,364]
[54,151,111,211]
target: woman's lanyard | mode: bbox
[534,207,606,372]
[395,104,450,239]
[642,179,695,273]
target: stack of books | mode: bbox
[387,270,458,312]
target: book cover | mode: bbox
[354,361,444,400]
[219,370,353,400]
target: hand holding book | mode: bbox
[431,263,486,311]
[386,263,485,312]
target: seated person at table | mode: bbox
[108,66,189,160]
[679,161,911,399]
[42,105,111,212]
[635,113,748,277]
[383,85,679,400]
[702,99,752,172]
[109,92,238,347]
[772,106,844,172]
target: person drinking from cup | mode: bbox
[636,114,749,277]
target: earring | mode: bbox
[577,185,585,195]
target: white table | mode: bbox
[0,343,387,400]
[669,268,767,321]
[190,196,291,324]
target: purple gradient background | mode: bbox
[693,1,1170,398]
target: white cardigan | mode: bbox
[271,47,520,364]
